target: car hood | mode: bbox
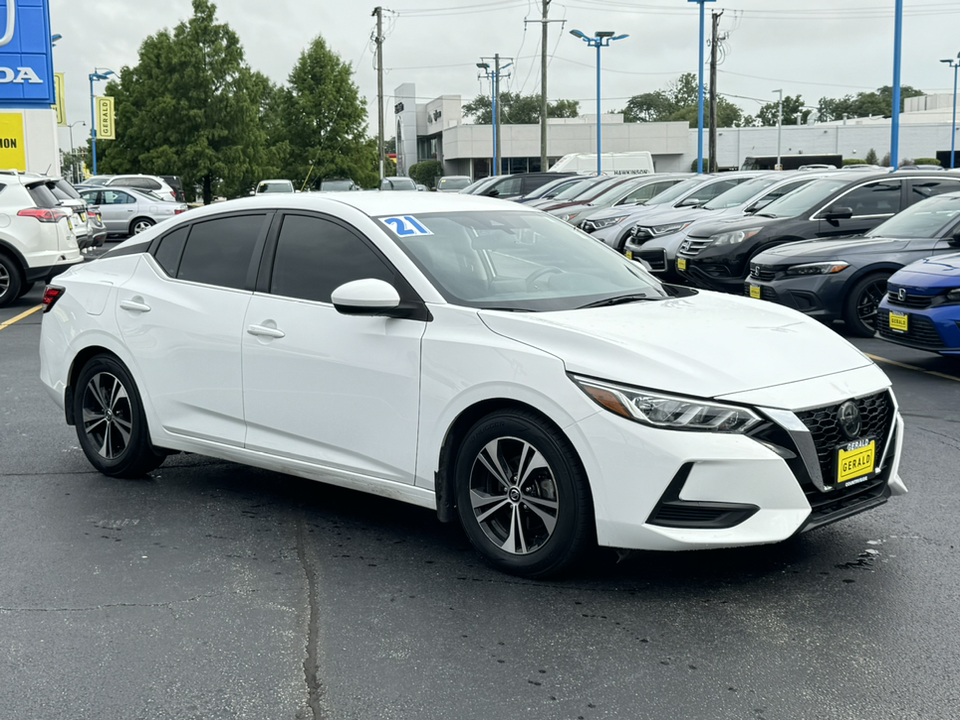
[687,214,780,239]
[754,235,912,262]
[478,291,872,399]
[890,252,960,285]
[631,205,712,228]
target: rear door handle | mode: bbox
[119,298,151,313]
[247,324,285,339]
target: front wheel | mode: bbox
[842,273,889,338]
[454,410,593,577]
[73,355,166,477]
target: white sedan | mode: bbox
[38,192,906,577]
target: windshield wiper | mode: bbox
[577,294,655,309]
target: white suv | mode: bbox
[0,173,82,307]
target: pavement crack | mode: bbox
[0,592,227,612]
[297,512,324,720]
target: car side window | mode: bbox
[835,180,901,216]
[102,190,134,205]
[492,177,523,197]
[81,191,101,205]
[910,178,960,200]
[177,214,267,290]
[269,214,396,303]
[153,226,190,277]
[699,178,744,201]
[621,181,672,204]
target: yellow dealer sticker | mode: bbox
[0,114,26,171]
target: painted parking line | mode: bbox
[0,304,42,332]
[865,353,960,383]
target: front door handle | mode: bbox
[247,324,285,339]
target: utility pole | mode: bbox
[372,7,385,180]
[525,4,564,172]
[708,10,722,173]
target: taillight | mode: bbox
[169,190,176,199]
[42,285,65,313]
[18,207,70,223]
[174,207,186,214]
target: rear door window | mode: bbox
[177,214,269,290]
[909,177,960,200]
[26,183,59,208]
[834,180,902,216]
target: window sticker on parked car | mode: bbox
[380,216,433,236]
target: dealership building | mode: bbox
[394,83,960,177]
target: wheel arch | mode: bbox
[64,345,125,426]
[0,240,28,281]
[434,397,592,524]
[129,216,155,234]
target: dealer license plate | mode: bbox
[625,250,633,260]
[889,311,908,332]
[749,285,761,299]
[836,439,876,485]
[677,257,687,271]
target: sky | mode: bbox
[50,0,960,153]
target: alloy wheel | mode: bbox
[856,279,886,328]
[81,372,134,460]
[468,436,560,555]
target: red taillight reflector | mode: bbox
[18,207,69,223]
[174,207,186,214]
[42,285,65,313]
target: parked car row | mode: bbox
[462,168,960,355]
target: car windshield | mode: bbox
[702,175,781,210]
[588,177,645,206]
[551,177,606,201]
[438,177,471,191]
[644,176,707,206]
[460,177,499,194]
[258,181,294,193]
[386,210,668,312]
[865,193,960,238]
[756,177,851,218]
[523,177,576,199]
[321,179,355,191]
[82,176,111,186]
[382,177,418,191]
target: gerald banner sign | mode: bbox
[0,0,55,108]
[0,112,26,169]
[96,96,114,139]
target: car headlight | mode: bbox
[945,288,960,303]
[558,212,580,223]
[784,261,850,276]
[590,215,628,229]
[571,375,763,433]
[646,221,692,237]
[708,227,763,246]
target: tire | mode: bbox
[73,355,166,478]
[842,272,889,338]
[130,217,155,235]
[454,409,593,578]
[0,253,23,308]
[16,281,35,299]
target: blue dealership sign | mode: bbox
[0,0,55,107]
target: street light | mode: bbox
[67,120,85,183]
[941,52,960,169]
[569,29,628,176]
[689,0,716,174]
[477,58,512,176]
[773,88,783,170]
[89,68,115,176]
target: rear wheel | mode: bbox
[842,273,889,338]
[0,253,22,308]
[130,217,155,235]
[454,410,593,578]
[73,355,166,478]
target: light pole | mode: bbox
[569,29,628,176]
[941,53,960,169]
[88,68,115,176]
[890,0,903,169]
[478,58,513,177]
[67,120,85,183]
[689,0,716,174]
[773,88,783,170]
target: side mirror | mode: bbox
[331,279,427,320]
[948,231,960,247]
[677,196,701,207]
[484,189,500,198]
[823,206,854,220]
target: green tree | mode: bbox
[409,160,443,189]
[619,73,745,128]
[816,85,924,121]
[272,36,378,190]
[100,0,272,203]
[864,148,879,165]
[462,92,579,124]
[756,95,810,126]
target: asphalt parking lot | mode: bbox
[1,280,958,720]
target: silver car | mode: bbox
[78,186,189,236]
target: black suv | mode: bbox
[471,172,577,201]
[675,171,960,293]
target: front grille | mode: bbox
[636,249,667,271]
[750,264,776,281]
[886,290,934,309]
[678,238,712,256]
[876,309,945,348]
[795,391,894,486]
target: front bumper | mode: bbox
[570,370,904,552]
[876,302,960,355]
[741,272,848,322]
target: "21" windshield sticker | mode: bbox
[380,216,433,236]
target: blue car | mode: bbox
[877,252,960,355]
